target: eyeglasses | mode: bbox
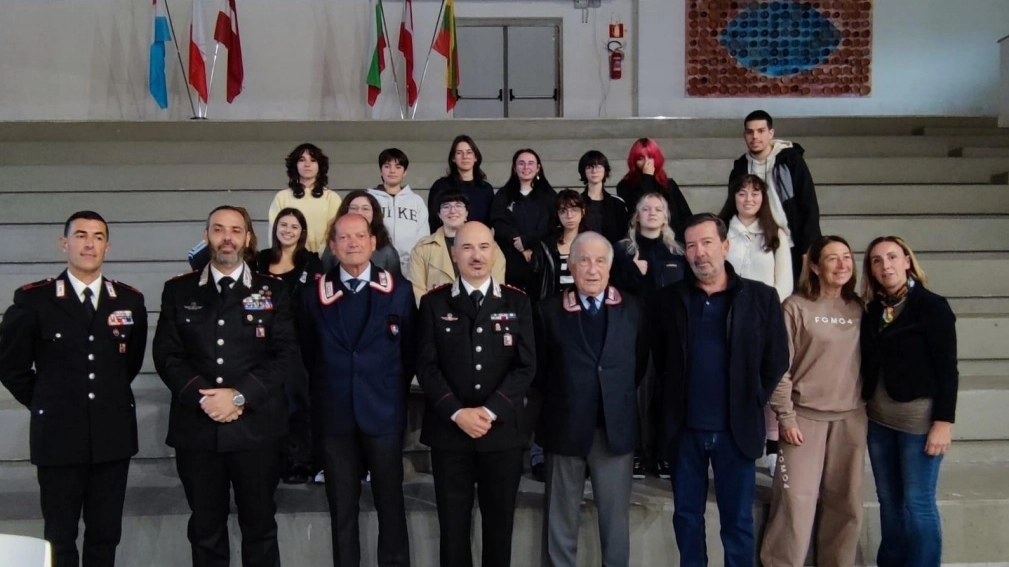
[440,203,466,212]
[559,207,582,217]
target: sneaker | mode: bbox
[282,463,311,485]
[656,460,671,480]
[765,454,778,478]
[364,470,371,483]
[313,470,326,484]
[632,456,646,479]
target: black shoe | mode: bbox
[283,463,311,485]
[531,462,545,483]
[632,456,646,479]
[656,460,671,479]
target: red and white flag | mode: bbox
[397,0,417,108]
[188,0,211,103]
[214,0,244,103]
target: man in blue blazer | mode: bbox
[301,214,416,567]
[535,231,642,567]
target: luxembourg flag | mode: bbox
[148,0,171,109]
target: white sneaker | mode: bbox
[314,470,326,484]
[765,454,778,478]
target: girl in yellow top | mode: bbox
[268,143,342,255]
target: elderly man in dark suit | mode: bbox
[416,221,536,567]
[301,213,415,567]
[535,231,641,567]
[153,205,299,567]
[0,211,147,567]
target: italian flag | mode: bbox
[432,0,459,112]
[366,1,388,107]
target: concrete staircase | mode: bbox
[0,117,1007,566]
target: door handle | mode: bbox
[457,89,504,101]
[508,88,558,101]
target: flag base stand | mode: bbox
[189,116,208,120]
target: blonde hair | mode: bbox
[860,235,928,302]
[625,192,682,255]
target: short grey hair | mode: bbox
[570,231,613,264]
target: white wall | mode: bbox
[637,0,1009,117]
[0,0,633,121]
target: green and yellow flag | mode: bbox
[432,0,459,111]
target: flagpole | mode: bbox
[377,0,405,119]
[411,0,447,119]
[162,0,198,118]
[204,42,221,118]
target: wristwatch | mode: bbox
[232,391,246,408]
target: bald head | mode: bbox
[451,222,495,285]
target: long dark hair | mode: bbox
[718,174,783,253]
[268,207,309,264]
[446,135,487,184]
[502,148,553,202]
[554,189,588,245]
[285,143,329,198]
[798,235,861,304]
[335,190,391,249]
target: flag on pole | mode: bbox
[432,0,459,112]
[366,1,389,107]
[398,0,417,108]
[213,0,244,103]
[149,0,171,109]
[188,0,210,103]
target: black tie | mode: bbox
[347,278,362,294]
[586,296,599,316]
[470,289,484,310]
[219,276,235,300]
[82,288,96,321]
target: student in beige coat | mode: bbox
[408,191,505,306]
[761,235,867,567]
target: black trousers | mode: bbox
[431,446,524,567]
[175,445,281,567]
[37,458,130,567]
[285,367,312,468]
[319,432,410,567]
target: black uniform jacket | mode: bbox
[535,286,641,457]
[152,264,298,452]
[0,271,148,466]
[417,278,536,452]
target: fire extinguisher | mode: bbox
[608,40,624,81]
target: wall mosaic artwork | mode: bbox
[686,0,872,97]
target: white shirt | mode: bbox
[725,216,793,302]
[66,271,102,309]
[339,264,372,292]
[577,290,606,311]
[210,264,243,292]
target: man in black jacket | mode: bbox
[153,205,299,567]
[729,110,821,283]
[536,231,640,567]
[0,211,147,567]
[417,221,536,567]
[653,213,789,567]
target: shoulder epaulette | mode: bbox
[19,278,55,291]
[500,283,527,295]
[425,283,452,295]
[169,270,199,280]
[110,279,142,295]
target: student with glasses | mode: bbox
[427,135,496,232]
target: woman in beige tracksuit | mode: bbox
[760,235,867,567]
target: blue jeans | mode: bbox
[866,420,944,567]
[671,429,755,567]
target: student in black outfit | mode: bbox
[533,189,590,302]
[578,150,629,244]
[490,148,558,298]
[256,207,324,484]
[427,135,496,232]
[613,192,687,480]
[615,138,692,239]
